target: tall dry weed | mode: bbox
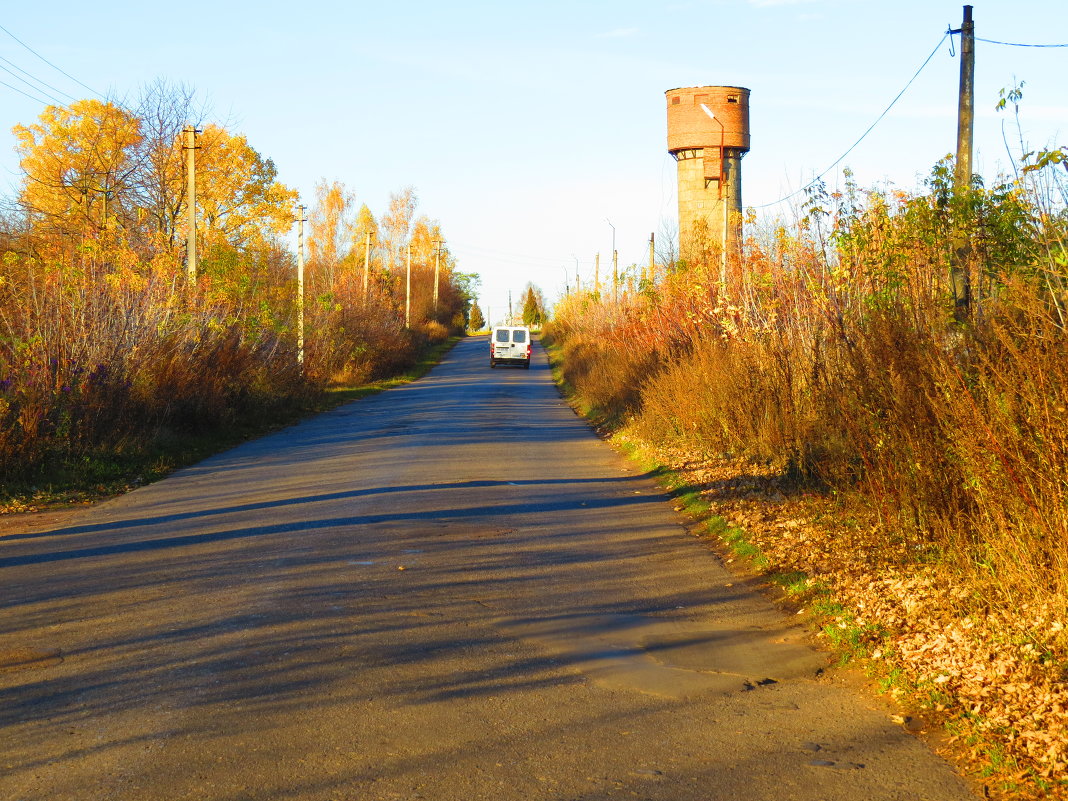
[0,230,450,482]
[549,156,1068,612]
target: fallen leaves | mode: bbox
[616,431,1068,800]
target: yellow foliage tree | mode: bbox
[13,99,142,237]
[307,180,356,289]
[195,124,298,255]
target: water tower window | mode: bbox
[671,96,681,105]
[727,95,739,103]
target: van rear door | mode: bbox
[492,328,523,360]
[492,328,515,361]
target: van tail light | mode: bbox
[527,343,532,357]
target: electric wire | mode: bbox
[0,63,67,106]
[753,32,949,210]
[0,77,51,106]
[0,53,78,103]
[0,22,105,100]
[975,37,1068,48]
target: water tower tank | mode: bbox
[666,86,750,259]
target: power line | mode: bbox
[976,36,1068,48]
[0,62,67,106]
[0,21,105,100]
[753,33,949,210]
[0,77,51,106]
[0,53,79,102]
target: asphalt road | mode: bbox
[0,336,977,801]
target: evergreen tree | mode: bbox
[469,301,486,331]
[521,285,545,327]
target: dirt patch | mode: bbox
[616,434,1068,800]
[0,506,94,540]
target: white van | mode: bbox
[489,326,532,369]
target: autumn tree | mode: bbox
[127,80,203,254]
[352,205,378,264]
[13,99,142,238]
[307,180,356,289]
[379,186,417,273]
[409,215,440,265]
[194,124,298,260]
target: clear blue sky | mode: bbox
[2,1,1065,321]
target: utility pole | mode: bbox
[405,244,412,328]
[296,204,307,366]
[100,171,110,232]
[951,4,975,319]
[508,290,513,323]
[954,5,975,192]
[362,231,372,304]
[184,125,199,285]
[612,249,619,305]
[433,239,442,315]
[606,218,616,303]
[594,253,600,294]
[648,232,655,285]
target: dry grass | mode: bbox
[0,231,461,487]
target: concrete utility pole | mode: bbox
[100,171,110,231]
[612,250,619,305]
[648,232,655,285]
[950,4,975,319]
[433,239,442,314]
[953,5,975,192]
[296,204,307,366]
[606,218,616,303]
[363,231,372,304]
[594,253,601,294]
[184,125,199,285]
[405,244,412,328]
[508,290,513,323]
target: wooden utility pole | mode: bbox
[648,232,655,285]
[296,205,307,366]
[951,4,975,318]
[433,239,442,314]
[362,231,372,304]
[594,253,600,294]
[184,125,198,285]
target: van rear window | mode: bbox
[512,330,527,343]
[495,329,510,342]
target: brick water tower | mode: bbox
[666,85,750,262]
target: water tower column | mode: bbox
[665,86,751,262]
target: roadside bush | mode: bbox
[550,156,1068,610]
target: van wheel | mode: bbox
[490,359,496,368]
